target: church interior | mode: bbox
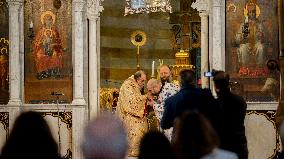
[0,0,284,158]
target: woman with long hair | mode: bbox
[172,111,238,159]
[0,111,62,159]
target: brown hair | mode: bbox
[172,111,219,159]
[213,70,230,91]
[179,69,195,87]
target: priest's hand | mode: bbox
[147,92,154,107]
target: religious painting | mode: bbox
[226,0,279,101]
[24,0,72,104]
[0,0,9,105]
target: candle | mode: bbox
[151,60,155,77]
[30,21,33,28]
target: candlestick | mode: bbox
[30,21,33,28]
[151,60,155,78]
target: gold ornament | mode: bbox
[131,30,147,46]
[131,30,147,70]
[40,11,56,25]
[244,2,260,18]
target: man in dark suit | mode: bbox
[161,69,222,139]
[213,71,248,159]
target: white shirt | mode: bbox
[201,148,239,159]
[153,82,179,140]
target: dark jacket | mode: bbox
[217,89,248,159]
[278,151,284,159]
[161,85,222,137]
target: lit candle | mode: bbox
[30,21,33,28]
[151,60,155,77]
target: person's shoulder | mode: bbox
[199,88,214,97]
[201,88,211,93]
[215,148,238,159]
[230,92,246,103]
[56,156,64,159]
[164,82,176,88]
[164,82,180,91]
[278,151,284,159]
[201,148,238,159]
[165,93,178,103]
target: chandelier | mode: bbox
[125,0,172,15]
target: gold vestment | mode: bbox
[116,75,148,156]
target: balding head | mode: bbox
[147,79,162,96]
[82,113,127,159]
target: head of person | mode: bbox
[172,111,219,159]
[159,65,172,85]
[44,15,54,27]
[179,69,195,88]
[138,131,176,159]
[147,79,162,96]
[134,70,147,91]
[0,111,61,159]
[213,71,230,93]
[247,2,257,20]
[82,113,127,159]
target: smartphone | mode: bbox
[204,71,213,77]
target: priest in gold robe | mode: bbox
[116,70,149,157]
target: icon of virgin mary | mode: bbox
[33,11,64,80]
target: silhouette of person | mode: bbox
[138,131,176,159]
[213,71,248,159]
[172,111,238,159]
[0,111,62,159]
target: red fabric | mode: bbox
[33,27,63,73]
[238,66,268,77]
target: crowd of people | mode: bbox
[3,66,284,159]
[114,66,249,159]
[113,65,248,159]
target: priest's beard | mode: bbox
[140,86,145,95]
[161,76,172,86]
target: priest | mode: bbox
[116,70,149,157]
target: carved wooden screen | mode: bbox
[24,0,73,104]
[226,0,279,101]
[0,0,9,105]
